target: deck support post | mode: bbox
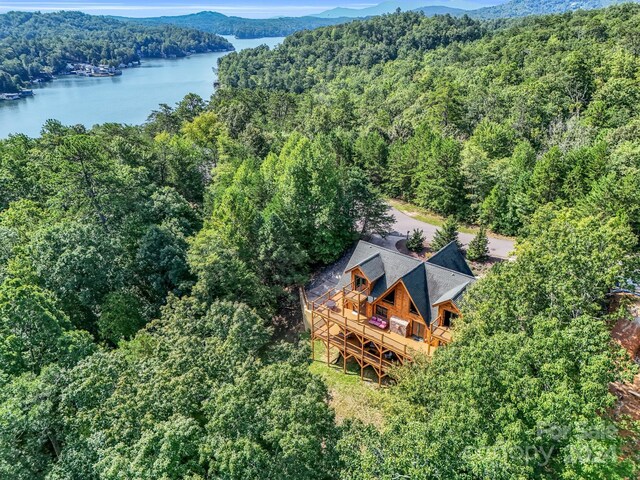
[360,335,365,382]
[343,327,347,373]
[326,340,330,367]
[310,310,315,361]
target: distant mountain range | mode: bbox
[121,0,640,39]
[311,0,500,18]
[471,0,636,18]
[118,11,351,39]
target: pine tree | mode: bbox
[466,225,489,262]
[431,216,461,252]
[406,228,425,253]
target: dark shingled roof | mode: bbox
[426,241,474,277]
[341,242,421,294]
[357,253,385,283]
[338,241,476,325]
[400,263,430,321]
[432,280,471,307]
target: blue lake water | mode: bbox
[0,36,284,138]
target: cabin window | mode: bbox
[382,289,395,305]
[354,275,367,291]
[409,300,419,315]
[375,305,388,319]
[443,310,458,328]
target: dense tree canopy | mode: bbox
[0,4,639,479]
[0,11,232,92]
[218,4,640,237]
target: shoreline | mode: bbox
[0,47,235,101]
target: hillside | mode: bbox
[1,4,639,479]
[0,11,232,93]
[313,0,503,17]
[473,0,637,18]
[118,0,640,41]
[120,11,355,39]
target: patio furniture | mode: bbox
[368,316,388,329]
[325,300,340,313]
[389,316,409,336]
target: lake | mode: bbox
[0,36,284,139]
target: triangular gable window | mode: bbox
[409,300,419,315]
[382,289,395,305]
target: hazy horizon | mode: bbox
[0,0,501,18]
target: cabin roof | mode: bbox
[352,253,385,282]
[432,279,471,307]
[426,241,474,277]
[343,242,422,293]
[339,241,476,325]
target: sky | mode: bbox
[0,0,497,18]
[0,1,373,17]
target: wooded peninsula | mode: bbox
[0,11,233,93]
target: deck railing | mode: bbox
[311,294,413,359]
[429,315,452,344]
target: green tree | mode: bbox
[189,231,269,310]
[466,225,489,261]
[406,229,425,253]
[203,363,339,480]
[353,129,388,185]
[97,290,145,345]
[0,280,72,375]
[257,211,309,287]
[345,168,394,238]
[529,147,569,207]
[23,222,126,331]
[430,216,461,252]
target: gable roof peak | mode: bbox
[427,240,474,277]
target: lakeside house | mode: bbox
[70,63,122,77]
[310,240,475,384]
[0,90,34,101]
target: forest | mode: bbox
[120,0,639,39]
[0,11,233,93]
[471,0,635,18]
[1,4,640,479]
[122,11,355,39]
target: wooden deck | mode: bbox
[316,300,434,357]
[310,287,442,384]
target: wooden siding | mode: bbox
[370,280,426,338]
[310,288,437,385]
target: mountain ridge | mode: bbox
[312,0,503,18]
[119,0,640,39]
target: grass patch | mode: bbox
[389,199,515,240]
[388,199,478,234]
[308,340,390,429]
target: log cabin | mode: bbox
[310,240,475,384]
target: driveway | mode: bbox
[379,207,516,259]
[305,206,516,302]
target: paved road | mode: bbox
[306,207,516,301]
[380,207,516,259]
